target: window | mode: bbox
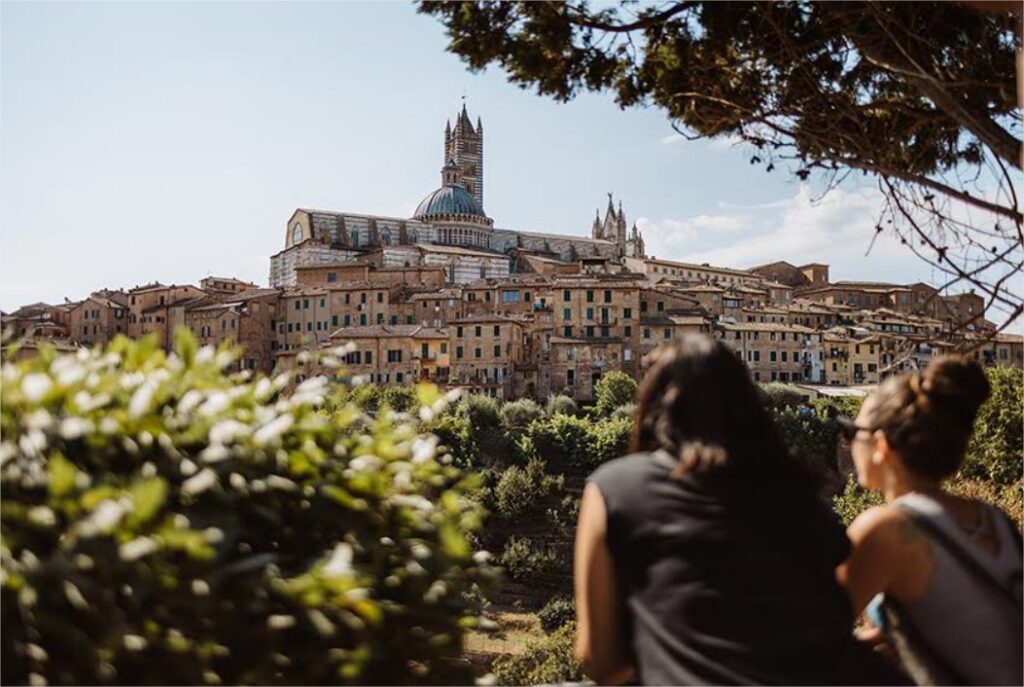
[663,328,671,340]
[586,308,594,320]
[604,290,612,303]
[360,293,367,304]
[456,346,464,359]
[396,372,404,383]
[287,323,293,333]
[563,308,571,320]
[567,369,575,385]
[586,290,594,303]
[623,307,632,319]
[624,325,632,337]
[376,313,384,324]
[387,350,402,363]
[306,322,312,332]
[440,342,448,354]
[343,315,351,326]
[474,347,482,358]
[303,299,309,309]
[493,344,501,356]
[781,351,787,362]
[586,326,595,338]
[657,301,665,312]
[643,328,652,339]
[364,351,372,364]
[294,301,300,311]
[421,343,430,358]
[563,290,571,302]
[770,351,777,362]
[753,351,761,362]
[493,325,500,336]
[319,298,325,308]
[600,326,610,338]
[359,314,367,326]
[292,223,302,244]
[501,290,520,303]
[344,293,351,305]
[377,292,384,304]
[485,292,491,302]
[563,326,573,337]
[475,326,482,337]
[327,272,337,283]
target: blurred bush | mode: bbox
[0,333,494,685]
[544,395,578,418]
[536,595,574,634]
[963,366,1023,485]
[491,622,582,686]
[593,372,637,417]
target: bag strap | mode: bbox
[896,501,1022,611]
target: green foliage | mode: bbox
[0,334,495,685]
[832,475,885,526]
[494,459,562,520]
[594,371,637,417]
[460,394,501,430]
[536,595,575,634]
[499,536,565,587]
[380,385,417,413]
[425,410,478,468]
[499,399,544,434]
[544,394,578,417]
[610,402,636,422]
[347,383,382,412]
[491,622,583,687]
[524,414,630,475]
[963,366,1023,485]
[760,383,809,409]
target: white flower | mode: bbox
[177,389,203,415]
[323,543,354,578]
[418,406,435,423]
[410,543,431,560]
[267,615,295,630]
[19,429,48,457]
[253,378,273,401]
[0,442,16,466]
[119,372,145,391]
[195,346,215,364]
[209,419,248,446]
[393,471,412,489]
[199,444,231,464]
[27,506,56,527]
[25,643,48,662]
[266,475,297,492]
[21,373,52,403]
[472,551,492,565]
[123,635,148,652]
[119,537,158,561]
[390,495,433,512]
[252,415,293,446]
[52,357,86,387]
[203,527,224,543]
[128,380,158,418]
[411,436,439,465]
[59,417,94,440]
[348,455,384,472]
[23,409,54,431]
[181,468,218,497]
[180,458,198,476]
[191,579,210,596]
[87,499,127,534]
[198,392,231,418]
[228,473,246,490]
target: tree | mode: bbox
[420,1,1023,331]
[594,371,638,416]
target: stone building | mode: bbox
[67,293,129,346]
[448,314,528,398]
[269,107,644,288]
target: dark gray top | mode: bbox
[589,451,905,686]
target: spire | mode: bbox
[606,192,615,219]
[476,116,483,132]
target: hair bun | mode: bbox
[922,354,990,421]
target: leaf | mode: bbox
[126,477,167,528]
[48,452,79,499]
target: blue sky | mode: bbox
[1,1,1017,327]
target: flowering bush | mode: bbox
[0,333,494,685]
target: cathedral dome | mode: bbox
[413,184,487,221]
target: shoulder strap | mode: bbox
[896,502,1022,611]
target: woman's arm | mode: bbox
[574,482,635,686]
[836,505,932,616]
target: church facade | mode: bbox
[269,106,646,287]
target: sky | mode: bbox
[1,1,1019,329]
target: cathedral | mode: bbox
[269,106,646,287]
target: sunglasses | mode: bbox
[836,415,875,442]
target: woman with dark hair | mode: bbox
[574,334,903,685]
[836,355,1022,685]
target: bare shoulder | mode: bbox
[849,504,928,548]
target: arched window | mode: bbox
[291,223,303,245]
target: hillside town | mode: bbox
[4,108,1021,399]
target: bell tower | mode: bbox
[445,104,484,211]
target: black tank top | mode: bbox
[588,451,908,685]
